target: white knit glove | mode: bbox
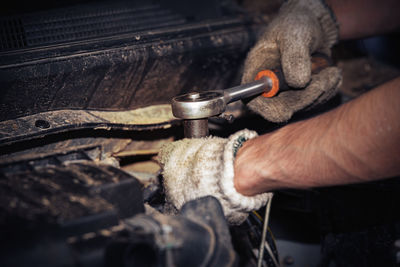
[242,0,342,123]
[158,129,272,225]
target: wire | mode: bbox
[251,207,280,266]
[257,198,276,267]
[268,227,277,246]
[252,211,277,245]
[265,241,280,267]
[253,210,264,221]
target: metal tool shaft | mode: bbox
[172,76,271,138]
[224,77,271,103]
[183,119,209,138]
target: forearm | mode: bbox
[325,0,400,40]
[234,77,400,195]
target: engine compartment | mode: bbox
[1,0,400,266]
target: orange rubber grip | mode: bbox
[254,70,280,98]
[255,53,331,98]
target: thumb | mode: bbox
[280,36,312,88]
[241,34,280,84]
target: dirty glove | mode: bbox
[242,0,342,123]
[158,129,272,225]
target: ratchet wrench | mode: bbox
[172,53,331,138]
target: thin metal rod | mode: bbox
[257,197,273,267]
[265,240,280,267]
[224,77,271,103]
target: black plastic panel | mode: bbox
[0,0,258,123]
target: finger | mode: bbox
[280,34,312,88]
[246,67,341,122]
[279,66,341,111]
[306,66,342,105]
[246,94,294,123]
[241,32,280,84]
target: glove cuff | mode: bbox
[219,129,273,223]
[282,0,339,49]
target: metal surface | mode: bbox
[172,77,270,120]
[172,77,270,138]
[183,119,209,138]
[258,198,275,267]
[225,77,271,103]
[172,91,226,119]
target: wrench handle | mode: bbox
[255,53,332,98]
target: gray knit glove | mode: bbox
[158,129,272,225]
[242,0,342,123]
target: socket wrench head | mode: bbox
[171,91,226,119]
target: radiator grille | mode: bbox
[0,18,27,50]
[0,3,186,51]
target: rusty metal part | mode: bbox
[183,119,209,138]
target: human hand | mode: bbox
[242,0,341,123]
[158,129,272,225]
